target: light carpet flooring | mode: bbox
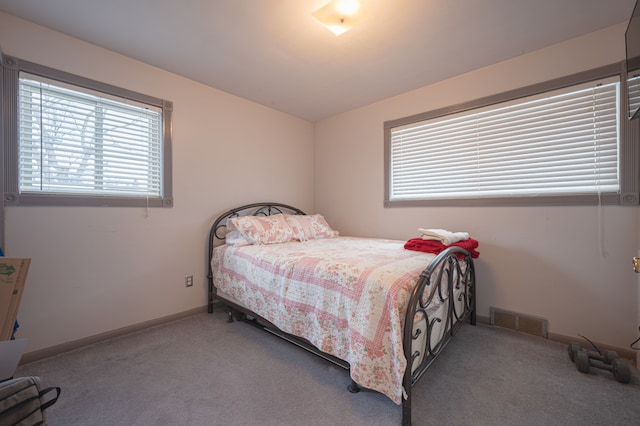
[15,308,640,425]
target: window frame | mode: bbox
[384,62,640,207]
[2,55,173,207]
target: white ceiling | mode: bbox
[0,0,636,122]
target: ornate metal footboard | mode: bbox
[207,202,476,426]
[401,246,476,426]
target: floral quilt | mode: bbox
[212,236,438,404]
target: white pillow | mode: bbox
[224,230,250,246]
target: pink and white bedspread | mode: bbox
[211,236,439,404]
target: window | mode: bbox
[2,56,173,207]
[384,63,639,207]
[629,72,640,119]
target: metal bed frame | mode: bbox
[207,202,476,426]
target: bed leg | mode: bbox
[402,399,412,426]
[207,273,214,314]
[470,286,477,326]
[226,310,234,323]
[347,380,360,393]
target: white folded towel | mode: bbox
[418,228,469,245]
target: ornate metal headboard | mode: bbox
[207,202,306,313]
[208,201,305,253]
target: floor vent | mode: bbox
[490,307,548,338]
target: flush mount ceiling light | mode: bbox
[312,0,368,36]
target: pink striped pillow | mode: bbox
[285,214,339,241]
[227,214,294,245]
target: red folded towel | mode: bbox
[404,237,480,259]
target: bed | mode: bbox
[207,202,476,426]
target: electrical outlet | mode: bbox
[185,275,193,287]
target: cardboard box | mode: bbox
[0,338,28,380]
[0,258,31,341]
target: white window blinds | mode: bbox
[389,77,620,201]
[18,73,163,197]
[628,73,640,119]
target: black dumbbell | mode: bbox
[568,343,631,384]
[568,342,618,364]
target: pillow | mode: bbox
[224,230,250,247]
[285,214,339,241]
[227,214,294,245]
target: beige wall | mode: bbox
[2,12,638,354]
[0,12,315,353]
[314,23,639,349]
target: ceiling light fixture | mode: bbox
[312,0,368,36]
